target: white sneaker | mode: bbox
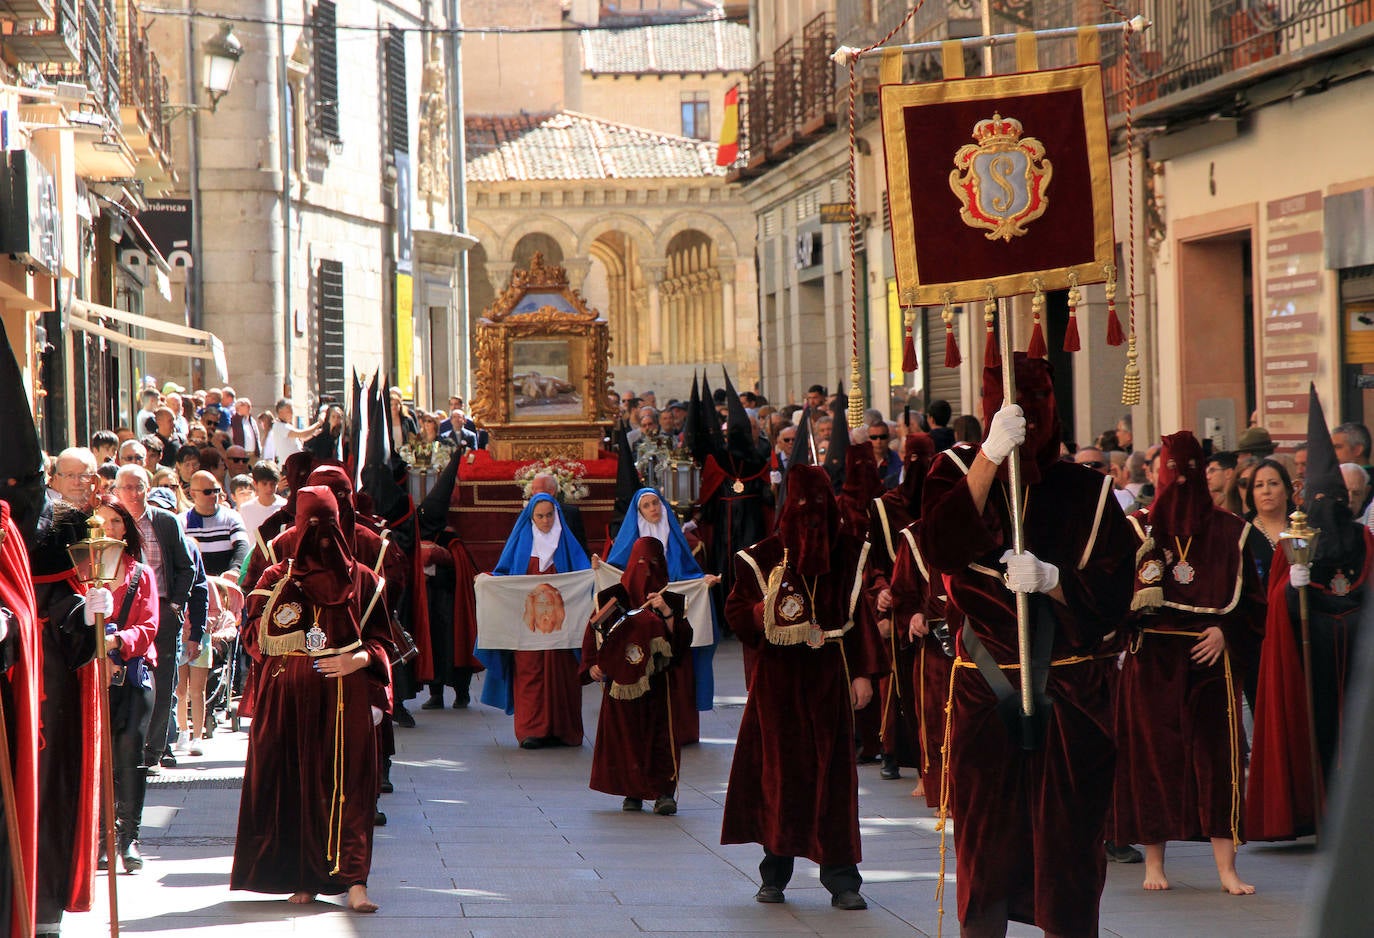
[174,731,190,752]
[187,739,203,757]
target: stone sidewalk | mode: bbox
[64,640,1315,936]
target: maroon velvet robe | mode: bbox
[720,534,882,865]
[580,608,693,800]
[865,497,921,766]
[513,556,583,746]
[231,564,393,895]
[919,445,1135,937]
[888,521,957,809]
[1112,509,1265,846]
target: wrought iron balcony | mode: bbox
[0,0,81,64]
[118,0,172,164]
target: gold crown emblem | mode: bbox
[971,113,1023,146]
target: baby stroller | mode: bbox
[203,575,245,736]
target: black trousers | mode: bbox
[760,849,862,896]
[109,675,154,841]
[144,600,181,765]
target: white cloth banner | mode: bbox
[474,570,597,651]
[594,564,715,648]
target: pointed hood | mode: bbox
[699,371,725,455]
[1302,383,1364,576]
[361,369,407,523]
[683,372,708,464]
[1149,431,1213,539]
[822,394,849,491]
[775,409,813,532]
[1304,384,1342,504]
[981,352,1061,486]
[612,423,640,531]
[417,448,459,541]
[0,317,46,542]
[721,367,754,460]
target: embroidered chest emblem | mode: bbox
[273,602,302,629]
[304,625,327,652]
[1138,559,1164,585]
[1330,571,1351,597]
[778,592,807,623]
[624,643,644,665]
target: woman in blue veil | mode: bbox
[602,488,719,734]
[477,493,589,748]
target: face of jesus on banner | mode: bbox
[524,583,566,634]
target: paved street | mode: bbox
[64,640,1315,937]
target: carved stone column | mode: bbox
[563,259,592,292]
[641,259,667,365]
[486,261,516,293]
[719,263,736,352]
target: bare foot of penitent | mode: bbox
[348,884,379,912]
[287,892,315,904]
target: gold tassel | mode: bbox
[1122,330,1141,406]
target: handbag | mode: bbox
[107,566,147,687]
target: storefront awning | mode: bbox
[67,298,228,383]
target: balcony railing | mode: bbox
[0,0,81,64]
[119,0,172,161]
[800,12,836,137]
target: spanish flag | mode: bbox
[716,85,739,166]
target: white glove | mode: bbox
[1000,549,1060,594]
[982,404,1027,466]
[370,705,384,727]
[1289,563,1311,589]
[83,587,114,624]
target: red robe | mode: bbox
[865,497,921,766]
[0,508,40,936]
[1112,509,1265,846]
[1246,527,1374,841]
[888,522,957,809]
[580,606,692,800]
[919,446,1135,938]
[231,564,394,894]
[720,534,882,865]
[513,557,583,746]
[421,535,485,676]
[32,570,100,921]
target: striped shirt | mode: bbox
[184,505,250,577]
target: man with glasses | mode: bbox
[184,471,249,578]
[1204,451,1244,516]
[224,445,252,477]
[867,424,901,490]
[113,465,197,771]
[119,440,148,467]
[50,447,99,510]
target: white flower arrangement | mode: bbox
[397,435,452,476]
[514,458,591,503]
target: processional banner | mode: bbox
[880,65,1115,304]
[474,570,597,651]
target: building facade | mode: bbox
[462,0,759,402]
[1,0,183,445]
[145,0,473,418]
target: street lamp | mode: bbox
[201,24,244,111]
[162,23,246,120]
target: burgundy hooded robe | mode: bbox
[720,530,882,866]
[1112,506,1265,846]
[232,488,395,896]
[888,521,957,809]
[920,445,1135,937]
[579,538,692,801]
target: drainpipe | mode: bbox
[277,0,293,398]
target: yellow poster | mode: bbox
[396,272,414,389]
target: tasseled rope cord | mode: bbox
[934,657,958,937]
[1101,0,1141,403]
[665,670,679,784]
[842,2,925,420]
[326,675,346,874]
[878,617,901,741]
[918,643,929,774]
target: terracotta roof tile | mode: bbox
[466,111,724,183]
[581,16,751,74]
